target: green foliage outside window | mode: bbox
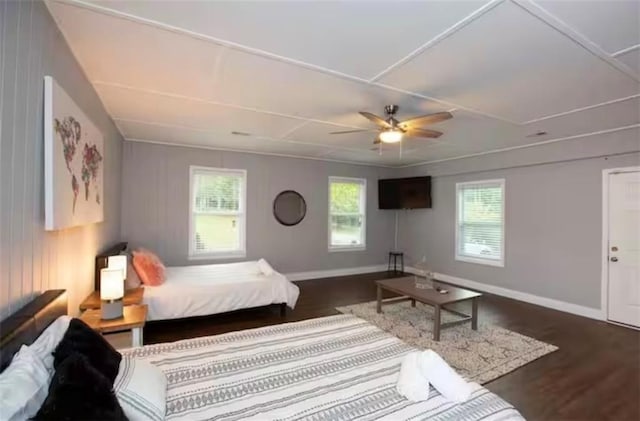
[330,182,361,214]
[461,187,502,222]
[330,181,364,246]
[195,175,240,212]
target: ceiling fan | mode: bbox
[330,105,452,145]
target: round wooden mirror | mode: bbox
[273,190,306,226]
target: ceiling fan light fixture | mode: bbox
[379,129,403,143]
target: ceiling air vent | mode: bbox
[231,131,251,136]
[526,131,548,138]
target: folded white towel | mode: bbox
[420,350,471,403]
[257,259,275,276]
[396,352,431,401]
[396,350,472,403]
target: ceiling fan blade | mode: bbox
[406,128,443,139]
[399,111,452,128]
[329,129,371,135]
[373,138,381,145]
[359,111,392,129]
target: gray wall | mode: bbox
[2,1,632,320]
[0,0,124,319]
[397,128,640,310]
[121,141,396,273]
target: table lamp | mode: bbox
[107,254,127,279]
[101,267,124,320]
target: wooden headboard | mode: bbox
[0,290,67,372]
[94,242,128,291]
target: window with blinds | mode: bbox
[329,177,367,251]
[189,166,246,259]
[455,179,505,267]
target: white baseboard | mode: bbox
[286,265,388,282]
[405,267,605,321]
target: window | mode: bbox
[189,166,246,259]
[456,179,505,267]
[329,177,366,251]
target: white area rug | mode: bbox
[336,300,558,384]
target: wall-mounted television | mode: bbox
[378,176,432,209]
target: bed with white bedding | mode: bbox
[1,292,524,421]
[143,260,300,321]
[123,314,525,421]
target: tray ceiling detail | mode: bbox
[47,0,640,167]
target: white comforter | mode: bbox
[143,261,299,321]
[122,315,524,421]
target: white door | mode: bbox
[607,171,640,328]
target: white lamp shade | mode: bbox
[108,254,127,279]
[101,268,124,301]
[379,130,403,143]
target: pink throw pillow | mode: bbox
[132,249,165,286]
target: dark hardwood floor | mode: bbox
[145,272,640,421]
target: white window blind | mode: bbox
[329,177,366,251]
[456,179,505,266]
[189,166,246,259]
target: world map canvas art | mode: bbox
[44,76,104,230]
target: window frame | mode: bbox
[455,178,505,267]
[328,176,367,252]
[188,165,247,260]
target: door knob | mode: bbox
[610,257,618,262]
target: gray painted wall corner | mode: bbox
[0,1,124,319]
[121,141,397,273]
[397,129,640,310]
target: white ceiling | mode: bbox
[47,0,640,167]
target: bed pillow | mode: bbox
[29,315,71,374]
[53,318,122,384]
[132,249,165,286]
[33,352,128,421]
[134,248,164,267]
[125,261,142,289]
[258,258,275,276]
[114,357,167,421]
[0,346,50,421]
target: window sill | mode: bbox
[329,246,367,253]
[189,251,246,261]
[455,255,504,267]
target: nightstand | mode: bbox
[79,287,144,311]
[79,304,148,348]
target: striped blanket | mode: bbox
[122,315,524,421]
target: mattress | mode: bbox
[122,315,525,421]
[143,261,300,321]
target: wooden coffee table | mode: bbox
[376,277,482,341]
